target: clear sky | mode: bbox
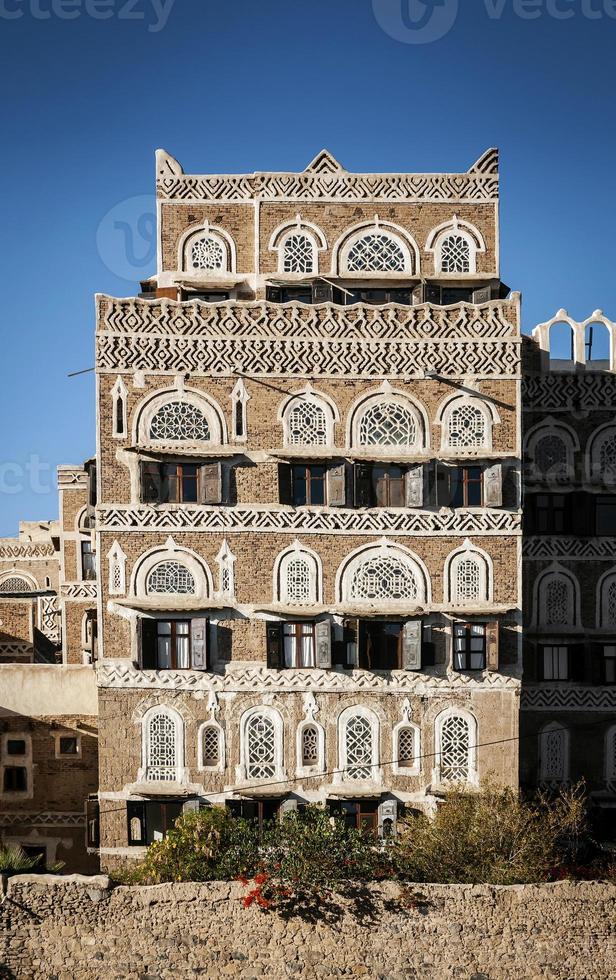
[0,0,614,535]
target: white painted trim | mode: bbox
[335,539,431,605]
[177,221,237,274]
[392,701,421,776]
[197,720,225,773]
[533,564,580,629]
[437,394,496,452]
[107,540,127,596]
[331,218,420,277]
[237,705,285,783]
[138,704,187,784]
[336,704,381,786]
[538,721,569,784]
[444,540,493,606]
[230,377,250,444]
[296,719,326,778]
[524,418,578,482]
[433,707,478,787]
[273,539,323,606]
[346,382,429,451]
[278,383,339,448]
[426,216,486,275]
[215,540,236,600]
[131,538,213,600]
[111,376,128,439]
[586,422,616,485]
[133,385,227,447]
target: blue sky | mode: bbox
[0,0,614,534]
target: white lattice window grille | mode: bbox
[453,557,482,603]
[540,725,567,783]
[0,576,32,593]
[107,541,127,597]
[439,715,471,782]
[190,235,225,271]
[534,434,569,478]
[149,401,210,442]
[146,561,195,595]
[301,725,319,767]
[246,714,276,780]
[446,405,487,450]
[287,401,328,446]
[285,558,312,604]
[440,234,471,273]
[397,728,416,769]
[544,579,570,626]
[216,541,235,600]
[200,725,220,769]
[598,433,616,482]
[282,233,315,274]
[350,556,418,602]
[358,401,417,447]
[607,581,616,627]
[344,715,374,781]
[345,234,406,273]
[145,711,179,782]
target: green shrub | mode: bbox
[394,782,590,885]
[0,844,63,876]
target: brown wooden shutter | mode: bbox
[483,463,503,508]
[278,463,292,505]
[354,464,372,507]
[190,617,208,671]
[405,465,424,508]
[402,620,422,671]
[141,462,162,503]
[315,620,332,669]
[127,801,146,846]
[140,618,157,669]
[342,618,359,668]
[266,285,283,303]
[312,281,333,303]
[411,283,425,306]
[436,464,453,507]
[472,285,493,305]
[486,621,499,671]
[326,463,346,507]
[199,462,222,505]
[266,624,283,668]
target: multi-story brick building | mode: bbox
[521,312,616,836]
[94,147,523,868]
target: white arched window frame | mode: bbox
[587,424,616,486]
[278,387,338,448]
[426,217,486,276]
[337,705,381,785]
[596,570,616,629]
[216,540,236,600]
[539,722,569,784]
[534,567,579,629]
[111,376,128,439]
[336,541,429,606]
[392,716,421,776]
[333,219,419,277]
[348,392,427,452]
[197,721,225,773]
[131,539,213,600]
[134,388,226,447]
[274,541,323,606]
[434,708,478,786]
[445,542,492,606]
[438,395,497,452]
[178,222,236,274]
[268,217,327,276]
[604,725,616,790]
[139,705,186,784]
[239,706,285,783]
[0,571,37,593]
[230,377,249,443]
[107,540,127,596]
[296,719,325,777]
[525,421,578,482]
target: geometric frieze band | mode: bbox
[60,582,99,599]
[523,537,616,560]
[97,505,522,536]
[0,542,56,560]
[0,812,86,827]
[97,662,520,693]
[521,686,616,711]
[523,373,616,410]
[98,297,517,342]
[96,334,521,380]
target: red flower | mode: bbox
[254,872,268,885]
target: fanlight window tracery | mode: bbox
[607,580,616,627]
[146,561,196,596]
[282,233,315,274]
[534,434,569,477]
[0,576,32,593]
[446,404,487,449]
[344,715,374,780]
[350,555,418,602]
[145,711,179,781]
[440,715,471,782]
[287,401,328,446]
[190,235,225,271]
[543,578,571,626]
[397,727,416,768]
[358,401,417,447]
[301,725,319,767]
[149,401,210,442]
[598,432,616,482]
[201,725,220,768]
[285,557,312,605]
[246,714,276,779]
[440,234,471,273]
[345,234,406,273]
[540,725,567,783]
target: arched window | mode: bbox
[301,724,319,767]
[589,426,616,484]
[447,546,490,605]
[427,219,484,276]
[146,561,196,595]
[149,401,210,442]
[107,541,127,596]
[191,235,225,271]
[216,541,235,600]
[0,575,33,594]
[339,708,379,783]
[395,725,420,773]
[439,233,472,273]
[548,320,574,365]
[597,572,616,629]
[605,725,616,789]
[144,708,182,782]
[436,711,476,784]
[537,571,577,627]
[199,724,222,771]
[276,544,321,606]
[445,403,488,450]
[111,376,128,438]
[539,722,568,784]
[338,544,428,605]
[358,401,418,447]
[245,712,278,780]
[345,233,407,273]
[584,321,611,364]
[282,232,316,274]
[279,390,337,448]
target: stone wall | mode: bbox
[1,875,614,979]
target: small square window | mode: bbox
[6,738,27,756]
[3,766,28,792]
[59,736,79,756]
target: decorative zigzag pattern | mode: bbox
[97,506,521,536]
[524,537,616,560]
[0,543,56,559]
[523,374,616,410]
[522,686,616,711]
[60,582,98,599]
[0,812,85,827]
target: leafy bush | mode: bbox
[394,782,591,885]
[0,844,63,876]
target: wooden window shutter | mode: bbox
[190,617,208,671]
[315,620,332,669]
[472,285,493,305]
[266,624,283,668]
[280,797,298,818]
[354,464,372,508]
[278,463,292,505]
[127,801,146,846]
[141,461,162,503]
[199,462,222,505]
[486,621,499,671]
[436,463,453,507]
[402,620,422,671]
[411,283,425,306]
[483,464,503,508]
[140,618,157,670]
[312,281,333,303]
[326,463,346,507]
[405,465,424,508]
[425,284,442,305]
[569,644,586,683]
[182,798,201,814]
[342,618,359,668]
